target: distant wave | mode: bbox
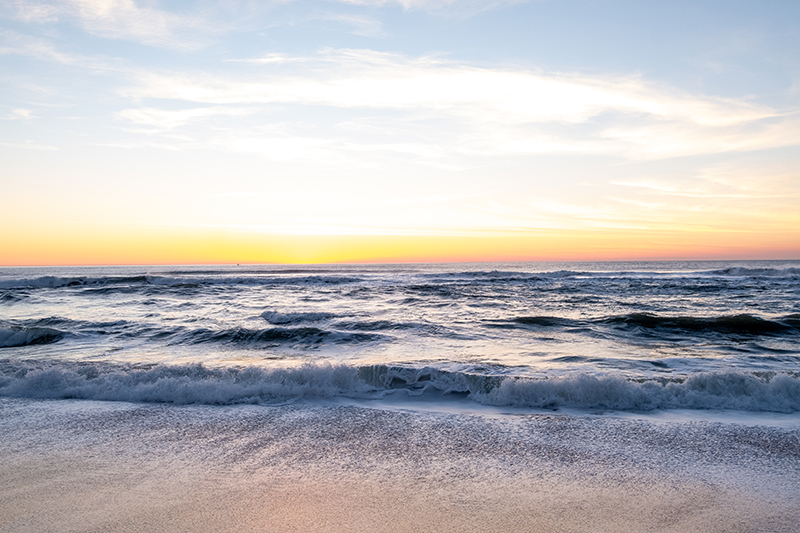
[705,267,800,278]
[0,327,65,348]
[0,275,150,290]
[171,326,389,347]
[494,313,800,336]
[2,266,798,294]
[0,317,134,346]
[260,311,337,325]
[0,274,365,292]
[147,274,363,287]
[0,291,27,303]
[0,318,392,348]
[1,361,798,412]
[421,270,580,282]
[601,313,798,334]
[424,267,800,282]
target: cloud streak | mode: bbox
[334,0,525,16]
[118,49,797,161]
[2,0,215,49]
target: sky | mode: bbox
[1,0,799,265]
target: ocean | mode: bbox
[2,260,800,531]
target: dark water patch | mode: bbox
[148,327,186,340]
[78,285,147,296]
[421,270,586,282]
[267,275,363,286]
[171,326,388,347]
[334,320,418,332]
[485,316,599,335]
[748,354,800,363]
[260,311,337,325]
[0,317,134,339]
[601,313,796,335]
[783,315,800,328]
[548,355,591,363]
[141,284,202,297]
[407,284,461,298]
[742,344,800,355]
[514,316,579,327]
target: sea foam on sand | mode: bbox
[1,398,799,532]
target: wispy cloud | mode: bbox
[0,140,59,149]
[1,0,61,22]
[1,108,33,119]
[319,13,383,37]
[118,48,796,161]
[116,106,255,130]
[0,29,80,64]
[0,28,125,69]
[333,0,525,16]
[67,0,210,48]
[2,0,214,49]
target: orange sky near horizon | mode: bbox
[2,225,798,266]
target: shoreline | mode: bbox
[2,398,799,532]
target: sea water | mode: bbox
[1,260,799,416]
[2,260,800,531]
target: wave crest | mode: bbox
[1,361,798,412]
[475,372,800,412]
[0,327,65,348]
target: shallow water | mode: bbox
[2,397,799,532]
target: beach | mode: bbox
[2,397,799,532]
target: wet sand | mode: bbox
[1,398,799,532]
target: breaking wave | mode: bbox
[1,361,798,412]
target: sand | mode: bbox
[1,398,799,532]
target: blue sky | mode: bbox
[1,0,799,262]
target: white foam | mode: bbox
[1,361,798,414]
[0,362,372,405]
[474,372,800,412]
